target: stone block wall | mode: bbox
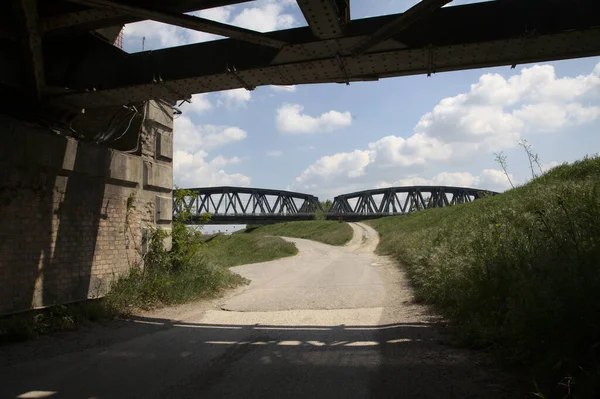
[0,101,173,315]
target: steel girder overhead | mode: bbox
[2,0,600,111]
[329,186,497,217]
[173,187,323,225]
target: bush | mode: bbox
[370,156,600,398]
[106,190,245,311]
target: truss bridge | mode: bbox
[175,185,497,224]
[173,186,323,224]
[328,186,497,220]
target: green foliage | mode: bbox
[199,234,298,268]
[369,155,600,398]
[243,220,353,246]
[320,199,333,212]
[106,188,243,311]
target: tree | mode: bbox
[320,199,333,212]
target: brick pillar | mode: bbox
[0,100,173,315]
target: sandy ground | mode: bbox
[0,223,518,399]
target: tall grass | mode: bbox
[370,156,600,398]
[243,220,353,246]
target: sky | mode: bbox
[122,0,600,201]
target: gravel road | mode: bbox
[0,223,517,399]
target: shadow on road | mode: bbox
[0,314,513,399]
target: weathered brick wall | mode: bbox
[0,101,173,315]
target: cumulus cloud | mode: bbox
[276,103,352,134]
[179,94,212,115]
[384,169,514,193]
[294,150,370,192]
[210,155,242,166]
[172,116,249,187]
[292,62,600,197]
[218,88,252,108]
[174,150,250,187]
[231,2,296,32]
[174,116,247,152]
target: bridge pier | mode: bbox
[0,101,173,315]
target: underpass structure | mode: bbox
[2,0,599,313]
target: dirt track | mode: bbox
[0,223,516,398]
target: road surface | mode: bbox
[0,223,515,399]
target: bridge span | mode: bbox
[174,186,497,224]
[173,186,324,224]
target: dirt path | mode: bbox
[0,223,517,398]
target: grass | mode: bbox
[198,234,298,267]
[369,156,600,398]
[242,220,354,246]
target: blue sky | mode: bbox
[123,0,600,201]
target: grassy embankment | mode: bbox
[199,234,298,267]
[242,220,354,246]
[369,156,600,398]
[0,198,298,342]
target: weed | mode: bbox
[369,155,600,398]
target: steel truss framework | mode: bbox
[329,186,497,218]
[174,185,496,224]
[173,187,323,224]
[2,0,600,112]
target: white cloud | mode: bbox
[541,160,561,172]
[294,150,370,192]
[291,62,600,197]
[218,88,252,108]
[174,116,247,152]
[270,85,297,93]
[391,169,513,192]
[174,150,250,187]
[367,134,452,168]
[172,115,250,188]
[276,103,352,134]
[267,150,283,157]
[210,155,242,166]
[232,2,296,32]
[372,169,514,196]
[179,94,212,115]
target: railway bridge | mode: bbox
[174,186,497,224]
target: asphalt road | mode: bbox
[0,223,516,399]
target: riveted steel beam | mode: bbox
[47,0,600,109]
[297,0,350,39]
[13,0,45,101]
[42,0,254,32]
[63,0,287,48]
[352,0,452,56]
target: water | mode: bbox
[201,224,247,235]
